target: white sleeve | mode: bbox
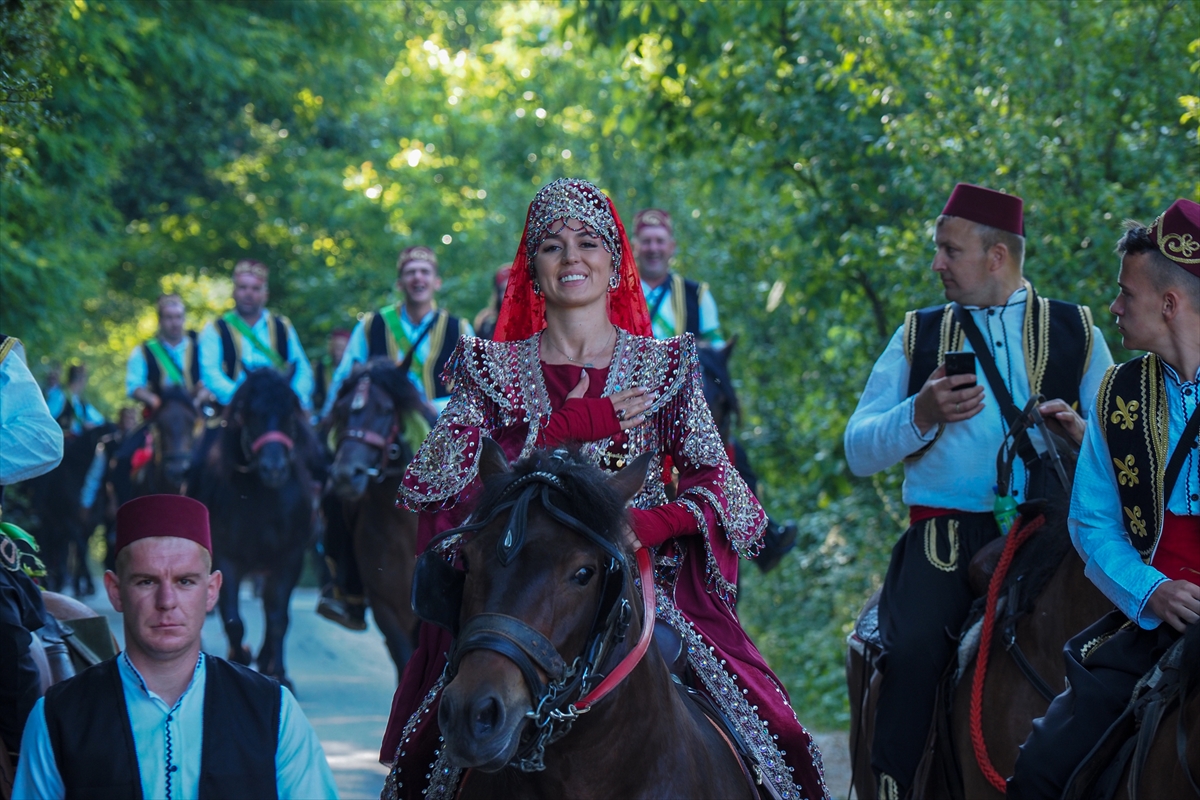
[843,326,936,476]
[321,320,369,418]
[274,688,339,799]
[1068,399,1169,628]
[198,322,240,405]
[0,344,65,484]
[11,699,65,800]
[284,324,314,411]
[125,344,149,398]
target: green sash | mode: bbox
[223,311,285,369]
[379,305,423,369]
[145,339,184,386]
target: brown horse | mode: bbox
[428,442,755,799]
[326,359,426,679]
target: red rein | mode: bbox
[575,547,656,711]
[970,513,1045,793]
[249,430,294,454]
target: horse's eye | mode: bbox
[572,566,595,585]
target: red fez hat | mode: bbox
[634,208,673,234]
[115,495,212,557]
[1148,198,1200,279]
[941,183,1024,236]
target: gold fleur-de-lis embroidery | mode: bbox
[1110,396,1139,431]
[1113,454,1140,487]
[1124,505,1148,537]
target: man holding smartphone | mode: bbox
[843,183,1114,798]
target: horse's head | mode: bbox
[152,387,199,489]
[329,359,422,502]
[698,336,739,443]
[431,440,651,772]
[228,368,305,489]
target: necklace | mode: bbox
[544,325,616,368]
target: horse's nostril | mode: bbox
[470,695,503,740]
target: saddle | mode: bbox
[1064,624,1200,800]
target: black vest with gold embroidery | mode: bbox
[365,308,461,400]
[1097,355,1174,563]
[902,283,1094,459]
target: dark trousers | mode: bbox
[0,568,47,755]
[322,494,363,598]
[872,512,1001,789]
[1006,611,1179,800]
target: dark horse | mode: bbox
[847,406,1114,799]
[188,368,318,688]
[425,441,754,799]
[27,423,117,596]
[326,358,426,679]
[698,338,795,574]
[125,386,199,496]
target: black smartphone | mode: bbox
[944,351,976,386]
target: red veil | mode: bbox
[494,179,652,342]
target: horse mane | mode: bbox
[329,358,426,423]
[471,448,630,548]
[1001,489,1074,617]
[220,368,319,471]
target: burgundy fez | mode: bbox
[1148,198,1200,279]
[114,495,212,557]
[941,183,1025,236]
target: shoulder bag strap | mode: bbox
[1163,403,1200,502]
[952,303,1022,428]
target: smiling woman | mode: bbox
[379,179,830,800]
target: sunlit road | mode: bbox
[87,584,395,799]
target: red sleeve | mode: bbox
[536,397,621,447]
[630,504,698,547]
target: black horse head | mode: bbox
[328,357,428,501]
[697,337,739,443]
[153,386,199,489]
[224,367,311,489]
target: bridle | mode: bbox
[412,469,656,772]
[335,375,405,482]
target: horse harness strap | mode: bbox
[450,614,570,700]
[999,587,1060,703]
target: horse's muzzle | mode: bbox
[439,654,530,771]
[256,444,292,489]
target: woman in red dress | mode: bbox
[381,178,828,800]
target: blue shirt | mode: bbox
[322,305,473,417]
[197,311,314,410]
[641,277,725,346]
[127,337,193,397]
[0,340,64,484]
[845,286,1114,512]
[1069,361,1200,628]
[45,386,106,435]
[13,652,339,800]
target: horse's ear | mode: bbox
[608,452,653,505]
[478,437,510,482]
[721,334,737,363]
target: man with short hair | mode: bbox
[321,245,471,418]
[844,183,1114,798]
[633,209,724,346]
[1007,199,1200,799]
[197,260,313,411]
[13,494,338,799]
[311,329,350,416]
[126,294,205,412]
[46,364,105,436]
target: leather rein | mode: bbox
[431,471,656,773]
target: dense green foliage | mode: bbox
[2,0,1197,728]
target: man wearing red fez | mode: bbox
[315,245,471,630]
[197,259,315,412]
[844,183,1115,797]
[633,208,725,346]
[473,263,513,340]
[1008,199,1200,798]
[13,495,338,799]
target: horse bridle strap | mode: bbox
[450,614,571,700]
[249,430,294,454]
